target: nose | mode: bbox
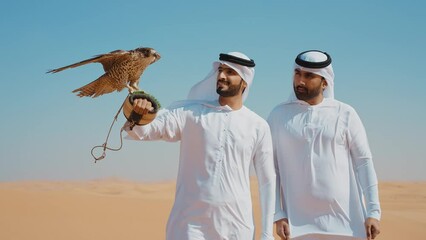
[294,75,305,86]
[218,70,226,80]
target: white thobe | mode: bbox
[268,98,381,240]
[125,100,276,240]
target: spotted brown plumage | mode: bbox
[47,47,161,97]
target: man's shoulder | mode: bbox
[331,99,357,113]
[268,99,357,116]
[167,100,221,115]
[268,101,298,117]
[271,101,292,111]
[167,100,206,109]
[241,106,269,125]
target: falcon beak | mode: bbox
[151,51,161,63]
[154,51,161,60]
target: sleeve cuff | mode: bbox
[274,210,287,222]
[122,121,142,140]
[367,209,381,221]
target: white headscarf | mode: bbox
[289,50,335,101]
[187,52,255,102]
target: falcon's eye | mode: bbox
[143,48,152,56]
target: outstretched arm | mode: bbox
[123,98,182,142]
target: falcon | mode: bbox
[47,47,161,97]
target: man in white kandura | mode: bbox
[268,50,381,240]
[124,52,276,240]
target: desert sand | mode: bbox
[0,179,425,240]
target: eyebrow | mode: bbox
[218,66,236,73]
[218,65,232,70]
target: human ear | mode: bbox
[322,78,328,89]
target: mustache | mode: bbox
[217,80,230,85]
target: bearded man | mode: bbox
[124,52,276,240]
[268,50,381,240]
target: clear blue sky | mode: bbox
[0,1,425,181]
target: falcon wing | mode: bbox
[72,74,124,98]
[46,49,130,73]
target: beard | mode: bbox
[294,84,323,101]
[216,79,244,97]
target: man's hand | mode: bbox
[365,217,380,240]
[275,218,290,239]
[133,98,154,115]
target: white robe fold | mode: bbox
[125,100,276,240]
[268,98,381,240]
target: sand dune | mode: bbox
[0,179,425,240]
